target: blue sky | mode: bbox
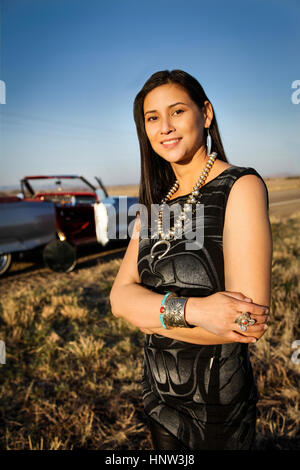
[0,0,299,188]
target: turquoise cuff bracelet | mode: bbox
[159,292,176,329]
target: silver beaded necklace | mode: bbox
[150,152,218,261]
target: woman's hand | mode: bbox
[185,291,269,343]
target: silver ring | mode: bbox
[234,312,256,332]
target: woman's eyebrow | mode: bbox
[144,101,188,117]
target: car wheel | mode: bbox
[0,253,12,276]
[43,240,77,273]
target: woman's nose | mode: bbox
[160,116,175,134]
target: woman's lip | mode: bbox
[161,138,182,148]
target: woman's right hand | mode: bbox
[186,291,269,343]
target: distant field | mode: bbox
[106,184,139,197]
[264,176,300,192]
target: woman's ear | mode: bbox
[202,100,213,128]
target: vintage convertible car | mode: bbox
[0,175,139,276]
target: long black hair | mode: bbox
[133,69,228,223]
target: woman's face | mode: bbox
[143,83,210,164]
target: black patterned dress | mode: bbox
[137,165,269,450]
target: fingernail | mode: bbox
[264,324,268,330]
[251,338,257,343]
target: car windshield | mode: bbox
[26,177,94,194]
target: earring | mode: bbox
[206,127,212,156]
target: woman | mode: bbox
[109,70,272,450]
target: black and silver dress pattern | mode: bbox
[137,166,269,450]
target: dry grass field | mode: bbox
[0,177,300,450]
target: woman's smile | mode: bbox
[160,137,182,148]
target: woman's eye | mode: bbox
[173,109,184,115]
[147,116,157,122]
